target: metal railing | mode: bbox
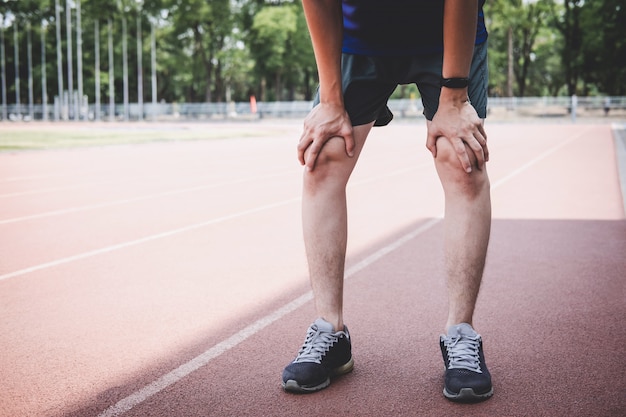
[1,96,625,122]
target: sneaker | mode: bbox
[282,318,354,393]
[440,323,493,402]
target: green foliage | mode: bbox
[578,0,626,95]
[485,0,556,97]
[0,0,624,107]
[249,2,314,100]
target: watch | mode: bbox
[440,77,470,89]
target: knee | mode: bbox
[310,136,350,168]
[303,136,352,189]
[434,138,489,198]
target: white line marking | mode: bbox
[4,129,588,416]
[0,164,422,277]
[490,132,588,189]
[0,179,137,198]
[96,216,442,417]
[0,169,298,225]
[0,165,422,225]
[96,292,314,417]
[0,198,299,282]
[96,131,587,416]
[0,166,295,199]
[0,171,106,183]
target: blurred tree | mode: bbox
[249,1,314,101]
[578,0,626,95]
[250,4,297,101]
[165,0,233,102]
[2,0,625,114]
[551,0,583,95]
[485,0,553,97]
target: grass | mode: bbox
[0,122,280,151]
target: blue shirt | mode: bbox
[342,0,488,56]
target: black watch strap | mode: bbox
[440,77,470,89]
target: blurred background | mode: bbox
[0,0,624,122]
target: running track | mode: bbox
[1,121,625,417]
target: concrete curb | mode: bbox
[612,123,626,213]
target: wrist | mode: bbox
[318,80,344,106]
[439,86,470,106]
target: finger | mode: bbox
[478,124,489,161]
[452,138,472,173]
[469,138,486,170]
[304,141,323,171]
[477,122,487,141]
[467,132,486,169]
[426,131,438,158]
[474,131,489,165]
[343,129,355,157]
[477,124,489,162]
[297,135,312,166]
[481,138,490,163]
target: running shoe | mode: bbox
[282,318,354,393]
[440,323,493,402]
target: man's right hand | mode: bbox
[298,102,355,171]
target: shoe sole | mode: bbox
[282,357,354,394]
[443,386,494,403]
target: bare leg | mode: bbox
[301,123,374,331]
[432,128,491,330]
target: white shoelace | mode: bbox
[294,325,339,364]
[444,334,483,373]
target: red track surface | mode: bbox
[1,122,624,417]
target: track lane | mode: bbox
[1,122,624,417]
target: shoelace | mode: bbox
[444,334,482,373]
[294,325,339,364]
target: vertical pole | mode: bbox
[55,0,63,120]
[0,20,7,121]
[13,21,20,118]
[76,0,83,120]
[507,26,513,98]
[122,16,128,121]
[108,18,114,121]
[150,20,156,121]
[27,22,34,120]
[136,14,143,121]
[41,21,48,121]
[65,0,73,119]
[94,20,100,121]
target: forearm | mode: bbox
[441,0,479,103]
[302,0,344,105]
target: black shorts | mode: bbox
[314,41,488,126]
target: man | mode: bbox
[282,0,493,403]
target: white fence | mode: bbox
[1,96,625,122]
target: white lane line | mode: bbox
[96,292,314,417]
[0,179,140,198]
[0,169,298,225]
[96,131,586,417]
[490,134,585,189]
[0,164,422,279]
[0,171,109,183]
[0,164,422,225]
[0,166,293,199]
[96,216,442,417]
[0,198,299,282]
